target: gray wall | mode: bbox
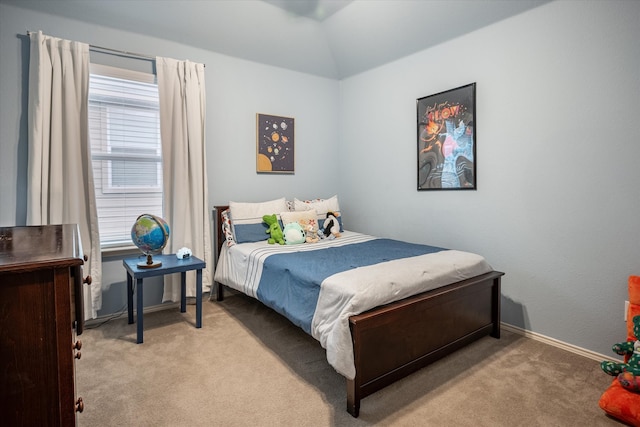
[338,0,640,357]
[0,2,340,316]
[1,0,638,358]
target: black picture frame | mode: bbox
[417,83,476,191]
[256,113,295,174]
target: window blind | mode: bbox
[88,64,163,249]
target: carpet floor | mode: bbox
[76,293,625,426]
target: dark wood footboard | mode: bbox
[212,205,504,418]
[346,270,503,417]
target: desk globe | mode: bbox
[131,214,170,269]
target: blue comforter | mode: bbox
[256,238,444,334]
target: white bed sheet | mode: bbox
[214,231,493,379]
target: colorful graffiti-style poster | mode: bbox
[256,113,295,173]
[417,83,476,190]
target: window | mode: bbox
[88,64,163,249]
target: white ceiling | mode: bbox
[7,0,551,79]
[262,0,355,21]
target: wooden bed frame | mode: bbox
[212,206,504,417]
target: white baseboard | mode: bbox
[501,322,614,363]
[85,292,214,327]
[85,301,181,327]
[86,307,613,363]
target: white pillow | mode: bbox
[293,195,343,232]
[280,209,317,226]
[293,195,339,213]
[229,197,288,243]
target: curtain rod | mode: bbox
[91,44,157,62]
[26,31,205,66]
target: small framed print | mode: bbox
[417,83,476,191]
[256,113,295,173]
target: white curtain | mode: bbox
[156,57,211,301]
[27,31,102,319]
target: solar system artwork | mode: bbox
[256,113,295,173]
[417,83,476,191]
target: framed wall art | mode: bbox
[256,113,295,173]
[417,83,476,191]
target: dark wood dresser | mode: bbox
[0,224,88,426]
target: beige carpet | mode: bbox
[76,293,625,426]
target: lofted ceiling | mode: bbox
[262,0,355,21]
[6,0,551,79]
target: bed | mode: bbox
[212,202,504,417]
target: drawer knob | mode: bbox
[73,340,82,351]
[75,397,84,413]
[83,275,92,285]
[75,351,82,360]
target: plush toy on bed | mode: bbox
[322,211,341,239]
[601,315,640,392]
[299,218,319,243]
[263,214,284,245]
[283,222,306,245]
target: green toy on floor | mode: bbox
[601,315,640,392]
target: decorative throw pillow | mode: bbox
[285,199,294,212]
[221,209,235,247]
[280,209,317,226]
[293,195,343,232]
[229,197,288,244]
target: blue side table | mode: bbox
[123,254,206,343]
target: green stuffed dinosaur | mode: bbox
[262,214,284,245]
[601,315,640,392]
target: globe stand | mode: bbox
[137,254,162,269]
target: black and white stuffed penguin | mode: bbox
[322,211,341,238]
